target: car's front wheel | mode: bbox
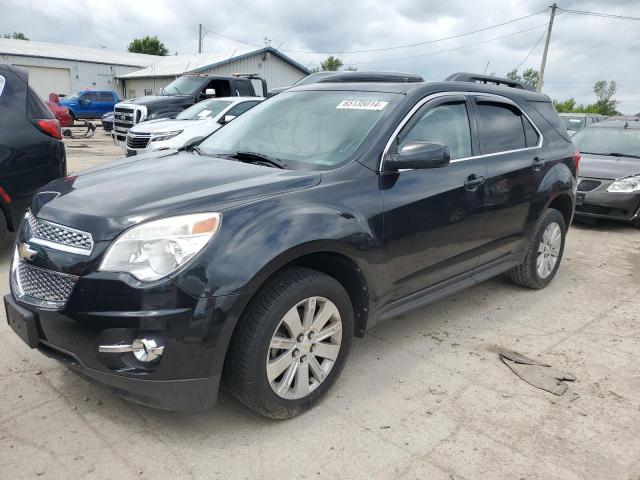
[509,208,567,289]
[225,267,353,419]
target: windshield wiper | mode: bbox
[231,151,288,169]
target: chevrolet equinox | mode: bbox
[5,73,578,419]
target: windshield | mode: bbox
[160,77,204,96]
[198,90,401,170]
[176,99,233,120]
[561,116,586,131]
[63,91,81,101]
[573,126,640,158]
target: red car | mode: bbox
[46,93,74,127]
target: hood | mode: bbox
[120,95,192,109]
[130,119,209,134]
[33,151,321,240]
[579,153,640,180]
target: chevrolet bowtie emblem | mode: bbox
[18,243,38,262]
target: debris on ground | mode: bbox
[498,349,576,395]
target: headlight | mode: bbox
[99,213,221,281]
[150,131,183,142]
[606,175,640,193]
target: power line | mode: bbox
[200,9,548,55]
[514,26,547,71]
[348,24,547,66]
[557,8,640,21]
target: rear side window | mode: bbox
[529,100,570,141]
[235,81,254,96]
[0,75,5,97]
[26,86,54,119]
[523,116,540,147]
[476,102,528,154]
[99,92,114,102]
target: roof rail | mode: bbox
[445,72,534,91]
[319,71,424,83]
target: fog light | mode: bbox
[99,338,165,362]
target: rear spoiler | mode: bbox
[445,72,534,91]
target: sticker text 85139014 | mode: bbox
[337,100,389,111]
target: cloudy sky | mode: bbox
[2,0,639,112]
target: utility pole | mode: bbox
[538,3,557,92]
[198,24,203,54]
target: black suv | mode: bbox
[0,64,66,235]
[5,73,577,419]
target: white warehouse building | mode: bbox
[0,38,157,99]
[0,39,310,100]
[117,46,310,99]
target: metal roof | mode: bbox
[0,38,158,67]
[118,46,310,79]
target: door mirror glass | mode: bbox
[205,88,216,97]
[385,141,450,170]
[218,114,236,125]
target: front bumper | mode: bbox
[575,177,640,222]
[6,269,250,411]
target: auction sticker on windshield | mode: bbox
[337,100,389,110]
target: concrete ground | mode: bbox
[1,130,639,480]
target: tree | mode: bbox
[320,56,343,71]
[552,80,620,116]
[3,32,29,40]
[127,35,168,56]
[505,68,539,90]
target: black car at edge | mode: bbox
[5,73,578,419]
[0,64,66,235]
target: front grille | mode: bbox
[576,203,611,215]
[26,212,93,253]
[16,261,78,308]
[114,106,136,135]
[126,133,151,149]
[577,179,601,192]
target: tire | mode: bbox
[225,267,354,419]
[509,208,567,289]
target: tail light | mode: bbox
[0,186,11,204]
[573,148,581,175]
[35,119,62,140]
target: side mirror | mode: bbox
[385,141,450,171]
[205,88,216,97]
[218,114,236,125]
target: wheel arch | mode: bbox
[240,243,372,338]
[546,192,574,227]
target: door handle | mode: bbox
[464,174,485,191]
[532,156,545,172]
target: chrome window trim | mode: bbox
[0,75,5,97]
[379,91,544,172]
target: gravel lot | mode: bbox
[1,130,639,480]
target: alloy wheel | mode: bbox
[266,296,342,400]
[537,221,562,279]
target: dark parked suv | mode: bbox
[0,64,66,235]
[5,73,577,419]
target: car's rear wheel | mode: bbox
[509,208,566,289]
[226,267,353,419]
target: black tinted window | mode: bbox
[99,92,113,102]
[85,92,99,101]
[476,102,526,154]
[523,116,539,147]
[529,101,570,141]
[398,102,472,159]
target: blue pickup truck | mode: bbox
[59,90,120,119]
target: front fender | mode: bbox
[174,185,384,300]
